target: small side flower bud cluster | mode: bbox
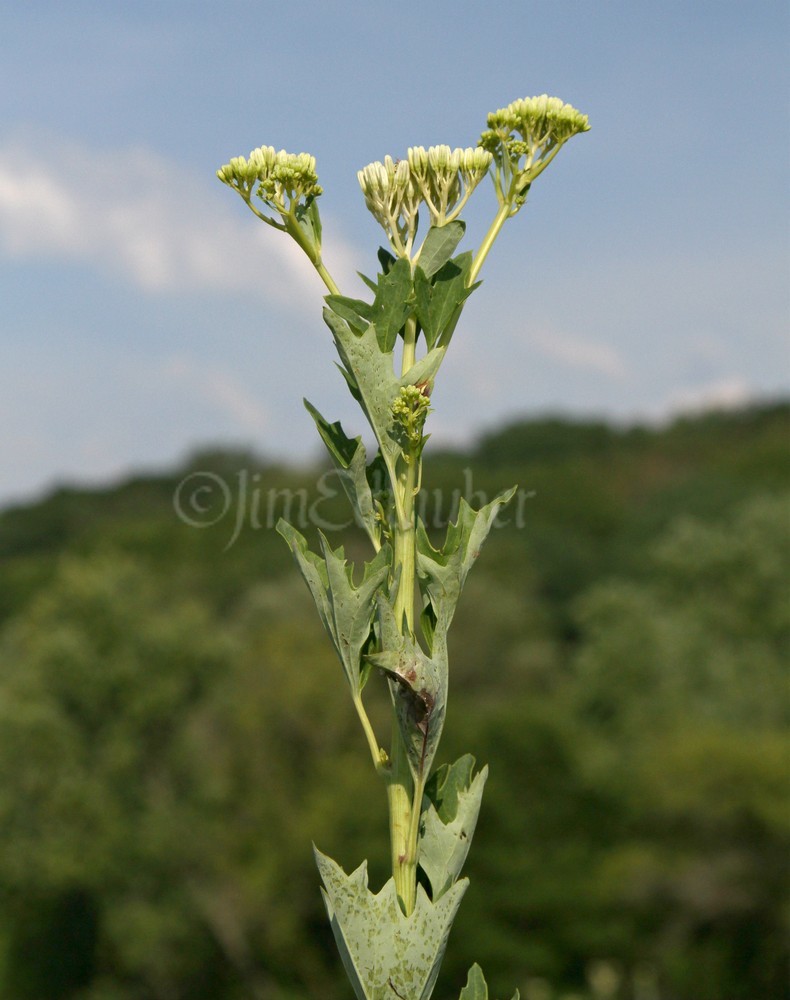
[391,384,432,452]
[479,94,589,206]
[407,146,492,226]
[217,147,322,217]
[357,156,422,258]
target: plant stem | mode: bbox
[386,331,422,909]
[284,213,341,295]
[401,315,417,375]
[314,259,340,296]
[469,199,511,285]
[352,694,386,773]
[387,714,416,913]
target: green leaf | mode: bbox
[371,257,412,353]
[414,252,479,350]
[323,307,402,472]
[366,594,447,784]
[315,848,467,1000]
[417,221,466,278]
[325,294,373,335]
[303,399,380,548]
[401,344,446,392]
[276,521,389,696]
[377,246,396,275]
[417,487,517,647]
[458,964,520,1000]
[419,755,488,900]
[357,270,379,293]
[295,197,322,253]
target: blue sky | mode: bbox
[1,0,788,505]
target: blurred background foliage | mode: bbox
[0,403,788,1000]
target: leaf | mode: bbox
[459,965,520,1000]
[371,257,413,352]
[419,755,488,901]
[277,521,389,696]
[315,848,467,1000]
[295,197,322,253]
[366,595,447,785]
[377,245,396,275]
[417,487,517,648]
[325,294,373,335]
[303,399,380,548]
[417,221,466,278]
[401,345,446,392]
[414,252,479,350]
[357,270,379,293]
[323,308,402,472]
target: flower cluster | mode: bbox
[217,147,322,216]
[479,94,589,205]
[391,383,432,451]
[357,156,422,258]
[358,145,491,254]
[407,146,492,226]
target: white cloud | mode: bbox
[0,132,360,309]
[664,378,754,417]
[527,326,629,379]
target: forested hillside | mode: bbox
[0,403,788,1000]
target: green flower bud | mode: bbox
[407,145,492,226]
[480,94,588,206]
[357,155,420,257]
[217,145,322,215]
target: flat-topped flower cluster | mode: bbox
[217,147,322,214]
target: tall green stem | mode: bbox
[386,314,422,913]
[388,447,419,913]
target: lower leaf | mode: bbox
[315,847,467,1000]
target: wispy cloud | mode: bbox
[0,132,360,309]
[526,326,629,379]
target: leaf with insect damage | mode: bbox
[277,521,389,696]
[315,848,467,1000]
[366,594,447,786]
[419,755,488,901]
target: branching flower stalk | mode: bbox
[218,94,588,1000]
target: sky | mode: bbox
[1,0,788,506]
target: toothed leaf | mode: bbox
[417,487,517,647]
[371,256,412,352]
[420,755,488,900]
[315,848,467,1000]
[414,252,478,350]
[304,399,380,547]
[277,521,389,696]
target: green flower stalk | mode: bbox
[218,94,588,1000]
[217,145,338,293]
